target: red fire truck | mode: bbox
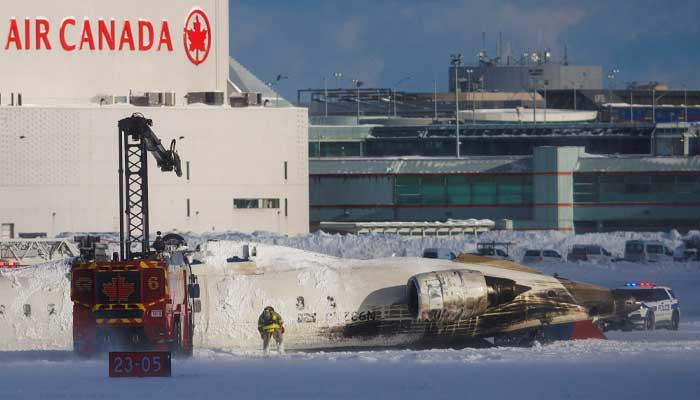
[70,114,199,356]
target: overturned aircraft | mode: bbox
[190,244,632,351]
[0,242,633,352]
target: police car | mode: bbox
[611,282,680,331]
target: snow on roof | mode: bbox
[310,157,532,175]
[228,57,288,104]
[577,155,700,172]
[322,219,495,228]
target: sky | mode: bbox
[229,0,700,101]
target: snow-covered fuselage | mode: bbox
[193,255,613,351]
[0,248,620,352]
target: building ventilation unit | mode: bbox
[229,92,262,107]
[187,91,225,106]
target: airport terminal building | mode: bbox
[304,87,700,233]
[0,0,309,238]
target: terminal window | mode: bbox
[395,175,533,206]
[233,198,280,209]
[573,173,700,203]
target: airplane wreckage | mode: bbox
[0,242,634,352]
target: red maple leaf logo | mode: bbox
[102,276,135,303]
[183,9,211,66]
[186,16,208,53]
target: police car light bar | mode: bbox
[625,282,656,287]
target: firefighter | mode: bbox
[153,231,165,254]
[258,306,285,354]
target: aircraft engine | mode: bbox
[407,269,529,322]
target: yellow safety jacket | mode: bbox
[258,311,283,333]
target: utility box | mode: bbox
[187,91,224,106]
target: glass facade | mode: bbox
[574,173,700,203]
[309,142,363,158]
[395,175,533,206]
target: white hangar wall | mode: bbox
[0,1,311,236]
[0,105,309,235]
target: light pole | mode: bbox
[653,88,669,124]
[528,70,541,122]
[607,68,619,123]
[392,76,411,117]
[630,88,633,123]
[465,69,474,125]
[272,74,288,107]
[543,80,548,123]
[450,54,463,158]
[433,78,438,121]
[352,79,363,125]
[683,84,688,122]
[333,72,343,88]
[323,75,328,118]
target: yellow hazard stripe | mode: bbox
[95,318,144,325]
[92,303,146,312]
[147,298,167,307]
[73,261,166,271]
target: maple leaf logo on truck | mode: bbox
[102,276,135,303]
[183,8,212,66]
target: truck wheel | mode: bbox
[170,318,182,354]
[669,311,680,331]
[183,313,194,357]
[645,312,655,331]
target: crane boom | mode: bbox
[117,113,182,261]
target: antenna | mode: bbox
[564,44,569,65]
[498,32,503,64]
[482,32,486,55]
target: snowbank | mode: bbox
[181,229,691,262]
[2,230,700,354]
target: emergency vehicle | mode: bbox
[607,282,680,331]
[70,114,200,356]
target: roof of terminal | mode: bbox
[577,155,700,172]
[310,157,532,175]
[311,154,700,175]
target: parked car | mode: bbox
[471,242,513,260]
[522,249,563,263]
[673,247,699,262]
[422,248,457,260]
[567,245,615,263]
[624,240,673,263]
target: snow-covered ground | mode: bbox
[2,230,700,399]
[1,326,700,400]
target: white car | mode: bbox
[474,247,512,260]
[611,283,680,331]
[567,244,615,263]
[522,249,562,263]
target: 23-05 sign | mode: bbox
[109,352,171,377]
